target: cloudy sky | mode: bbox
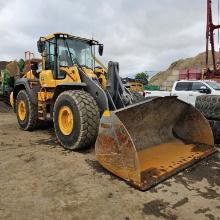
[0,0,219,77]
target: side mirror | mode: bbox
[98,44,104,56]
[199,86,211,94]
[37,40,46,53]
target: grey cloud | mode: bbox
[0,0,210,76]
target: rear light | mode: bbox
[144,92,151,96]
[145,92,151,94]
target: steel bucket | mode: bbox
[95,97,216,190]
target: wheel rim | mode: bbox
[18,100,26,121]
[58,106,74,135]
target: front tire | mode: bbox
[16,90,38,130]
[53,90,100,150]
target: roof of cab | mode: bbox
[42,32,99,44]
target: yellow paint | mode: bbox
[82,66,107,89]
[58,106,74,135]
[127,82,144,92]
[24,70,36,79]
[39,66,81,88]
[103,110,110,117]
[10,92,14,108]
[82,67,97,79]
[60,66,81,82]
[137,139,212,177]
[37,91,54,102]
[96,139,215,189]
[99,74,107,90]
[18,100,26,121]
[95,67,107,90]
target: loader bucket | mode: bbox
[95,96,216,190]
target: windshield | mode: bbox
[206,81,220,90]
[58,38,94,69]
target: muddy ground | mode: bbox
[0,105,219,220]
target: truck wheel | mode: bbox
[196,95,220,120]
[209,120,220,144]
[131,91,145,104]
[53,90,100,150]
[16,90,38,130]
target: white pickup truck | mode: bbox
[144,80,220,106]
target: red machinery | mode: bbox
[25,51,35,71]
[178,1,220,82]
[205,0,220,82]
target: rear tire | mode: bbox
[196,95,220,120]
[209,120,220,144]
[53,90,100,150]
[16,90,38,130]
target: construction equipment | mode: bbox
[122,77,144,92]
[205,0,220,82]
[0,60,24,103]
[0,69,12,101]
[12,32,216,190]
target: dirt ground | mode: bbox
[0,106,220,220]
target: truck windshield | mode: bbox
[206,81,220,90]
[58,38,93,69]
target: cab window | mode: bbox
[192,82,208,91]
[45,40,55,70]
[175,82,191,91]
[45,39,66,79]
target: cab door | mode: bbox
[172,82,191,103]
[188,82,209,106]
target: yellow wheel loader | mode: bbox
[12,33,216,190]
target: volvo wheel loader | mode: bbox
[11,32,216,190]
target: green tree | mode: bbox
[135,72,149,85]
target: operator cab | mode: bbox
[37,33,104,80]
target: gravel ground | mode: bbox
[0,108,219,220]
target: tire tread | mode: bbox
[16,90,38,131]
[53,90,99,150]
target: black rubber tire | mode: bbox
[130,91,145,104]
[209,120,220,144]
[53,90,100,150]
[16,90,38,130]
[195,95,220,120]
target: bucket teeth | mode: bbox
[95,96,217,190]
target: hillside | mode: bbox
[149,51,216,86]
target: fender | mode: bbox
[52,82,87,101]
[13,78,40,106]
[52,79,109,113]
